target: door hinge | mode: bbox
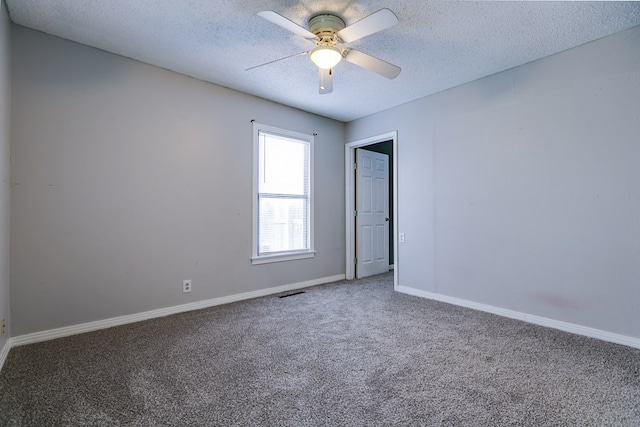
[353,162,357,170]
[353,210,357,217]
[353,257,358,264]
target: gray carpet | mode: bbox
[1,272,639,426]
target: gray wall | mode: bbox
[346,26,640,339]
[0,2,10,347]
[10,26,345,335]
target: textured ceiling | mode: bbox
[6,1,640,122]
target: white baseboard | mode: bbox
[3,274,345,360]
[0,339,10,373]
[4,274,635,374]
[397,285,640,350]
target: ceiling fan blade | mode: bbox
[319,68,333,94]
[337,8,398,43]
[258,11,317,40]
[246,51,309,71]
[344,49,401,79]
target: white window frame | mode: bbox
[252,122,315,265]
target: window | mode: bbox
[252,123,314,264]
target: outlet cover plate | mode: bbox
[183,279,192,293]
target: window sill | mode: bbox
[251,251,316,265]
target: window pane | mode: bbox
[258,196,308,254]
[259,134,308,196]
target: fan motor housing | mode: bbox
[308,14,345,35]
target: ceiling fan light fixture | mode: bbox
[310,46,342,69]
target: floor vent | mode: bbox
[279,291,305,298]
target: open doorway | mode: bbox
[345,131,398,287]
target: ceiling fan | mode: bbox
[248,8,401,94]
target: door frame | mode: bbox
[345,131,398,287]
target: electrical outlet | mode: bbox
[1,318,5,336]
[183,279,192,293]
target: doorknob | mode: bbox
[385,217,389,222]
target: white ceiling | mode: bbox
[6,1,640,122]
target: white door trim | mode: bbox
[345,131,398,287]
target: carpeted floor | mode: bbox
[1,272,639,426]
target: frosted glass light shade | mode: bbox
[310,46,342,69]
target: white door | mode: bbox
[356,148,389,278]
